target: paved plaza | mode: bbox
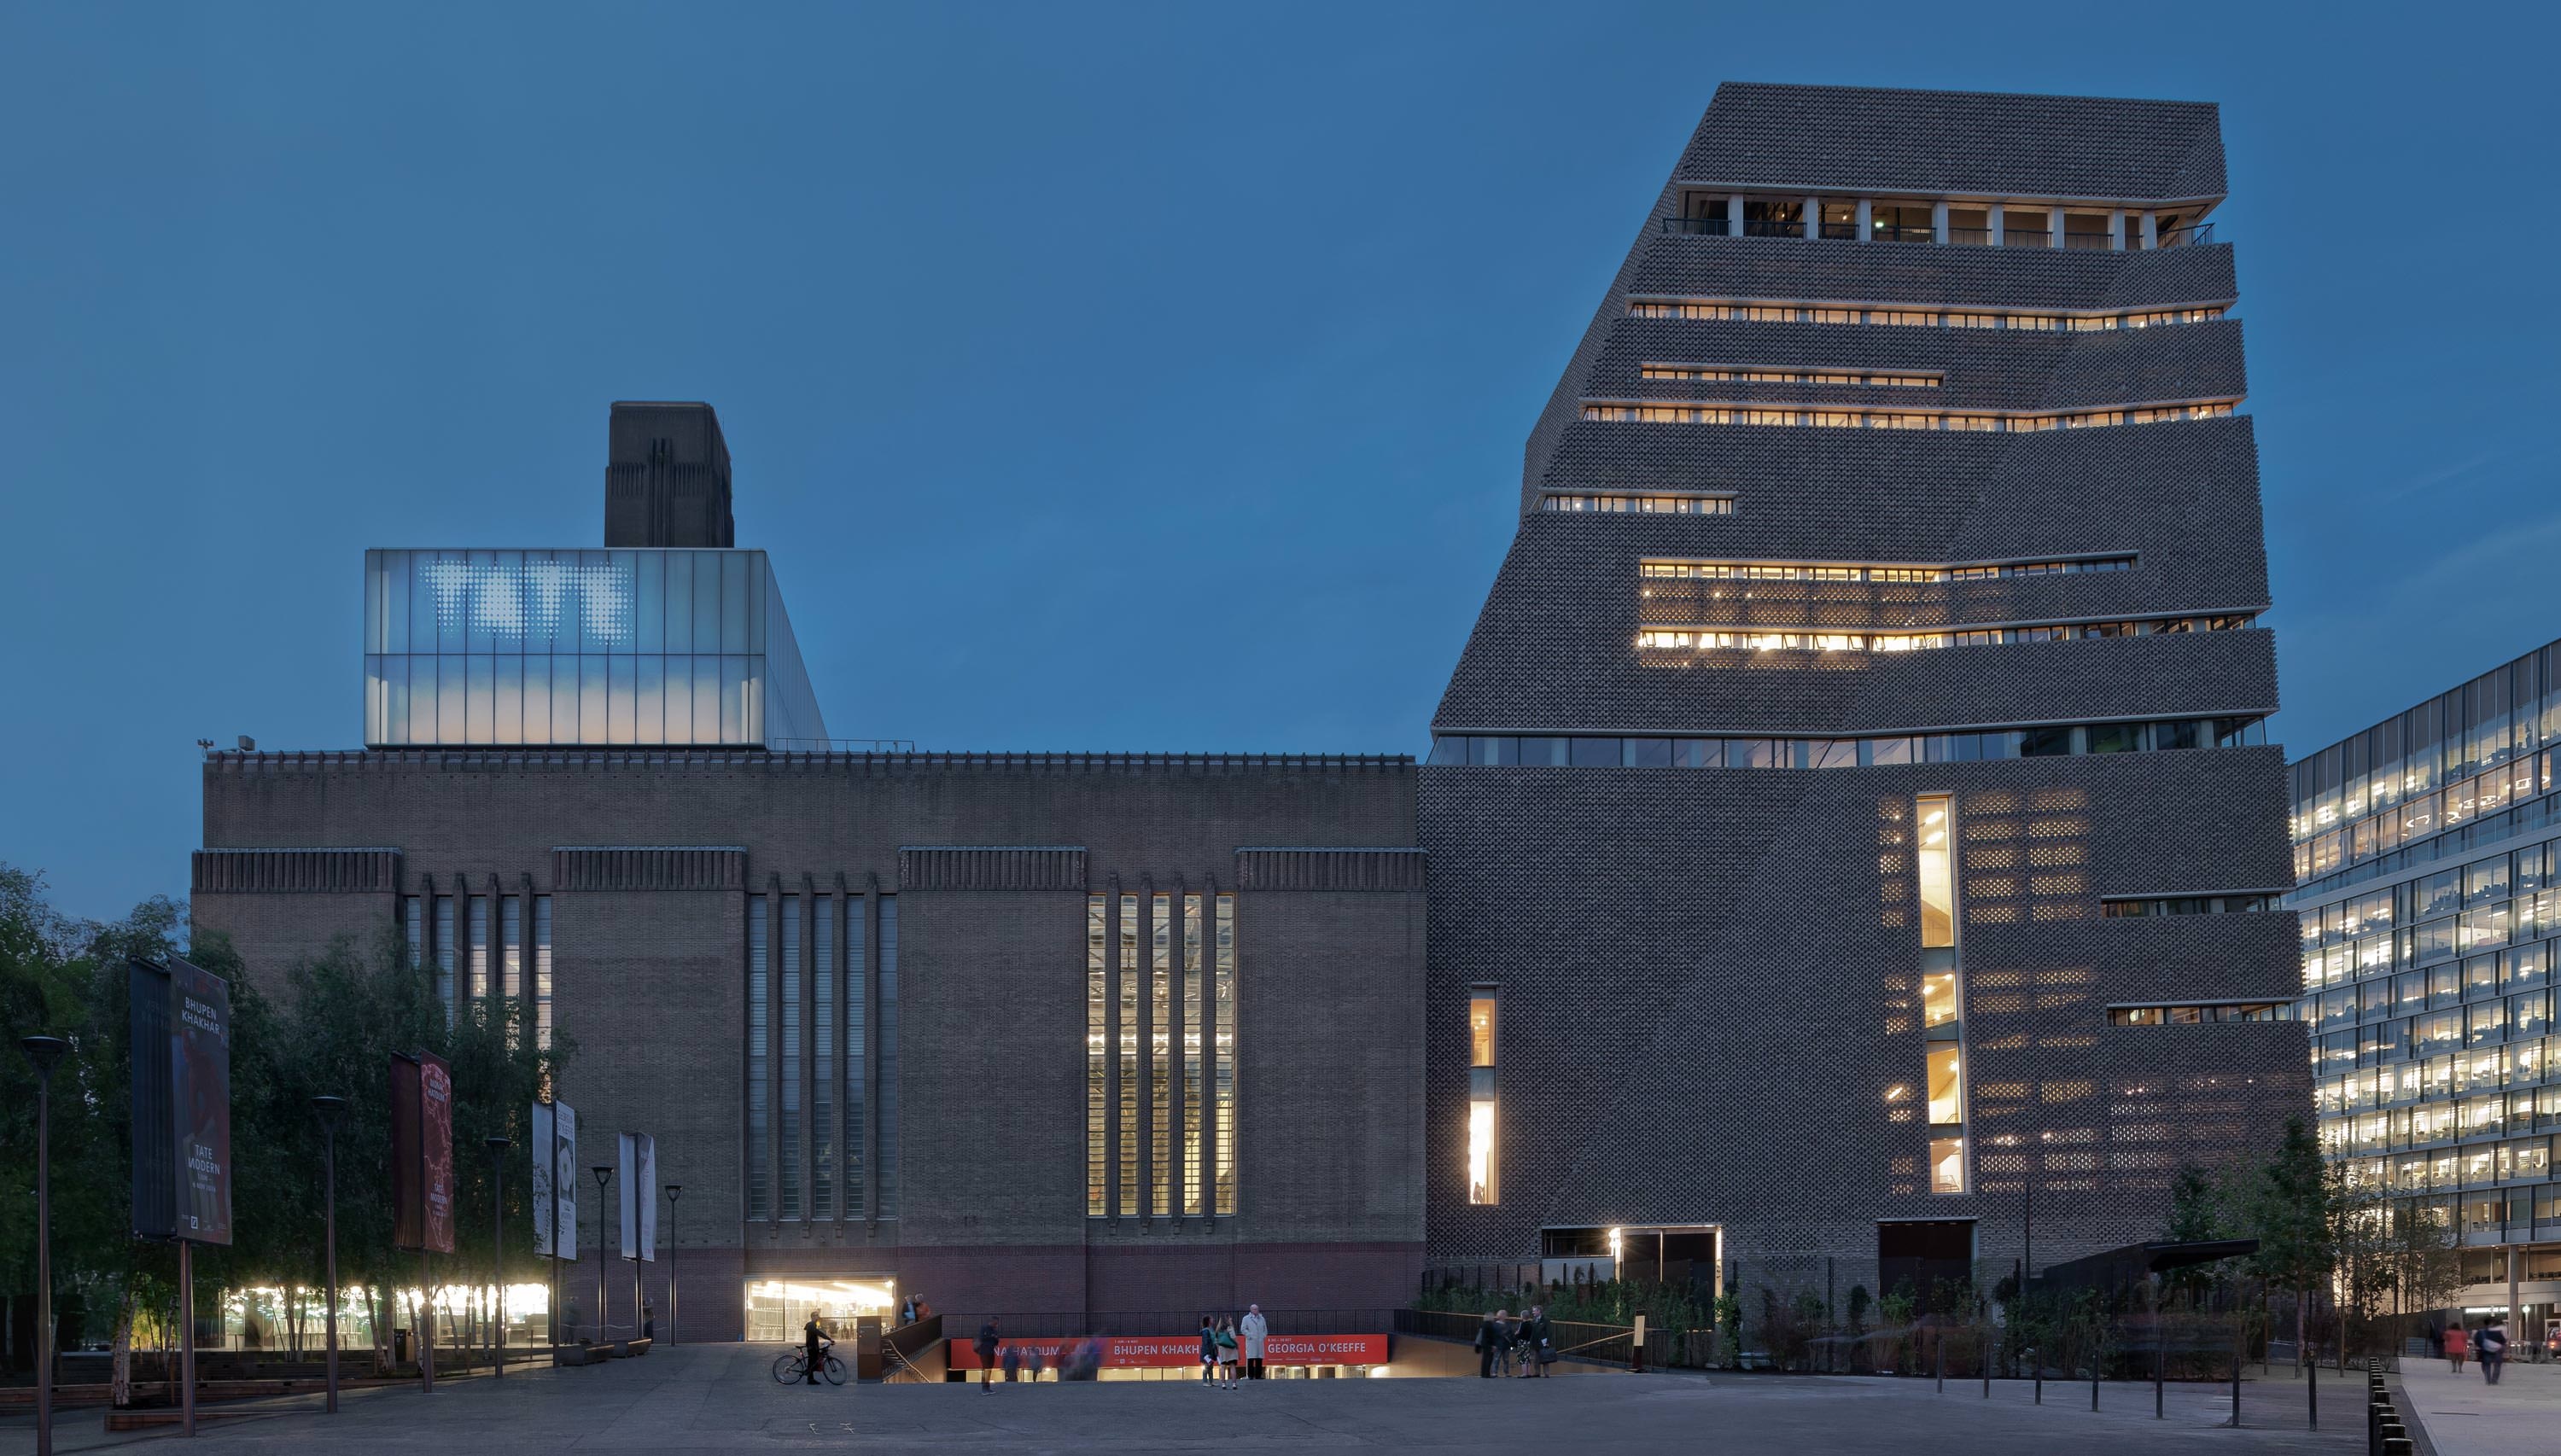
[2388,1355,2561,1456]
[0,1344,2374,1454]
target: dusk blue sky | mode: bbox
[4,3,2556,922]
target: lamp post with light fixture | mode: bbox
[664,1184,683,1345]
[487,1135,511,1376]
[592,1165,614,1341]
[22,1035,68,1456]
[310,1095,348,1413]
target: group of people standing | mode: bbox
[2437,1318,2551,1384]
[1473,1307,1554,1377]
[1199,1305,1271,1386]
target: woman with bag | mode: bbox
[1215,1316,1242,1388]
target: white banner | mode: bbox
[617,1132,638,1261]
[635,1133,657,1262]
[553,1102,578,1261]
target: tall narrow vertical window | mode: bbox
[813,896,835,1220]
[1087,894,1107,1216]
[1151,893,1172,1217]
[747,894,770,1221]
[1214,893,1237,1215]
[1468,990,1499,1204]
[1929,1137,1966,1195]
[877,894,899,1218]
[403,896,423,972]
[1926,1045,1965,1127]
[1118,894,1140,1215]
[534,895,552,1051]
[779,890,799,1223]
[845,894,867,1219]
[500,895,522,1010]
[434,895,456,1022]
[1182,893,1204,1216]
[1916,794,1957,947]
[468,896,489,1005]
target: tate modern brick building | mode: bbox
[195,84,2310,1338]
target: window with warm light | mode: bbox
[1928,1137,1966,1195]
[1926,1045,1964,1126]
[1921,972,1957,1028]
[1916,795,1956,948]
[1468,990,1498,1204]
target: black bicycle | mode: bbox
[773,1344,846,1385]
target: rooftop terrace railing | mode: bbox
[1654,216,2221,249]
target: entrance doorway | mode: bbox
[744,1278,895,1343]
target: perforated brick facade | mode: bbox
[1424,82,2310,1297]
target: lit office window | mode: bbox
[468,896,489,1004]
[1151,893,1173,1217]
[1468,989,1499,1204]
[1929,1137,1966,1195]
[747,895,770,1221]
[1926,1045,1965,1127]
[877,895,899,1219]
[1921,971,1957,1028]
[780,894,802,1220]
[813,896,835,1220]
[533,896,552,1051]
[1118,894,1140,1216]
[1087,895,1107,1216]
[1916,796,1957,948]
[845,895,866,1219]
[435,896,456,1022]
[1183,894,1205,1217]
[1214,894,1237,1215]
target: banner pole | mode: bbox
[179,1239,195,1438]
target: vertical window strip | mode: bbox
[813,895,835,1220]
[500,896,522,1047]
[1916,792,1969,1196]
[1087,894,1107,1216]
[404,896,423,970]
[780,894,802,1220]
[1182,894,1204,1216]
[468,895,489,1005]
[878,894,899,1218]
[845,894,867,1219]
[1214,893,1236,1215]
[534,896,552,1051]
[1467,990,1498,1204]
[1118,893,1140,1216]
[1917,796,1957,949]
[1151,893,1172,1217]
[435,896,455,1022]
[747,894,770,1221]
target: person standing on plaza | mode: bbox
[1001,1339,1024,1383]
[1240,1303,1269,1380]
[1026,1343,1046,1383]
[1521,1306,1552,1377]
[1216,1315,1241,1388]
[975,1317,1001,1392]
[2447,1323,2468,1373]
[1199,1315,1220,1386]
[1475,1309,1507,1377]
[2478,1319,2508,1384]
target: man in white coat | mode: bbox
[1240,1305,1269,1380]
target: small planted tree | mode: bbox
[2243,1117,2336,1366]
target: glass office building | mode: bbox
[2288,637,2561,1330]
[362,548,826,748]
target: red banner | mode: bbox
[948,1333,1389,1371]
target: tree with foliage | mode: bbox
[2385,1199,2463,1336]
[2326,1165,2395,1359]
[2242,1117,2336,1366]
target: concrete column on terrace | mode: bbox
[2109,209,2126,251]
[1858,198,1874,241]
[1730,194,1745,237]
[1803,196,1817,240]
[2047,206,2066,248]
[2141,209,2159,249]
[1928,199,1946,242]
[1987,202,2004,246]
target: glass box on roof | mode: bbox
[361,548,825,748]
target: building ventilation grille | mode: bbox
[1234,847,1427,892]
[897,847,1088,892]
[192,847,401,894]
[552,846,747,892]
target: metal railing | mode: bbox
[1660,216,1731,236]
[1869,223,1935,243]
[1654,215,2218,249]
[2063,230,2115,249]
[1742,218,1803,237]
[2003,227,2052,248]
[766,737,919,753]
[1818,221,1858,240]
[1945,227,1992,246]
[2159,222,2216,247]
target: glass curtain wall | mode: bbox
[362,548,825,748]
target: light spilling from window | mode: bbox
[1928,1137,1966,1195]
[1926,1045,1965,1127]
[1468,991,1498,1204]
[1916,798,1956,950]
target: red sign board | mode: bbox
[391,1051,457,1255]
[948,1333,1389,1371]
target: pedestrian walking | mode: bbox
[2479,1319,2509,1384]
[976,1317,1001,1392]
[1199,1315,1220,1386]
[2447,1323,2468,1374]
[1241,1303,1269,1380]
[1002,1340,1024,1383]
[2546,1323,2560,1364]
[643,1302,655,1342]
[1216,1316,1241,1388]
[1026,1344,1047,1383]
[1475,1309,1508,1378]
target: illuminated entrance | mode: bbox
[744,1278,895,1342]
[1541,1225,1722,1293]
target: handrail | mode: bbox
[2157,222,2216,247]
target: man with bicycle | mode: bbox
[802,1312,832,1387]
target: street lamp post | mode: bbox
[592,1165,614,1342]
[22,1035,69,1456]
[663,1185,682,1347]
[310,1096,348,1414]
[487,1136,511,1377]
